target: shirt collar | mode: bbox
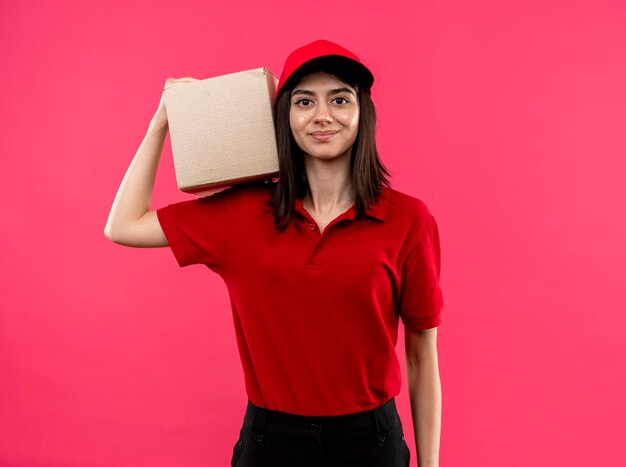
[294,187,389,222]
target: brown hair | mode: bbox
[265,66,392,232]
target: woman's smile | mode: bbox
[310,130,339,141]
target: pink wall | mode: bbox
[1,0,625,466]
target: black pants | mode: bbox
[231,397,410,467]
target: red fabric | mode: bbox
[156,182,443,416]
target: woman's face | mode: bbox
[289,72,359,162]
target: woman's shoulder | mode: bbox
[381,185,439,244]
[197,179,274,204]
[382,185,436,220]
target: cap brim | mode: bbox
[280,55,374,98]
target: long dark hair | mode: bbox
[266,63,392,232]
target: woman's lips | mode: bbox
[310,130,338,141]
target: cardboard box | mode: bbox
[164,67,280,197]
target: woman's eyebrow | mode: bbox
[329,87,356,95]
[292,89,315,97]
[291,87,356,97]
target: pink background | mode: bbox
[1,1,625,466]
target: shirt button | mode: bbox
[308,223,316,230]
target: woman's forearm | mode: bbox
[407,359,442,467]
[104,118,168,239]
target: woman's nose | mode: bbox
[313,102,333,124]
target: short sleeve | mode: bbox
[397,214,444,331]
[156,185,245,273]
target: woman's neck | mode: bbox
[302,151,355,216]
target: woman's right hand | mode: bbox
[151,77,200,130]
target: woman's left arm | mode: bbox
[405,326,441,467]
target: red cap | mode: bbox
[276,39,374,101]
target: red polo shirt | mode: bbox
[156,181,443,416]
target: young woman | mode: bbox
[105,39,443,467]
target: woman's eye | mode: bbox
[333,97,349,104]
[296,98,312,106]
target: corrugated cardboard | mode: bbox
[164,67,280,197]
